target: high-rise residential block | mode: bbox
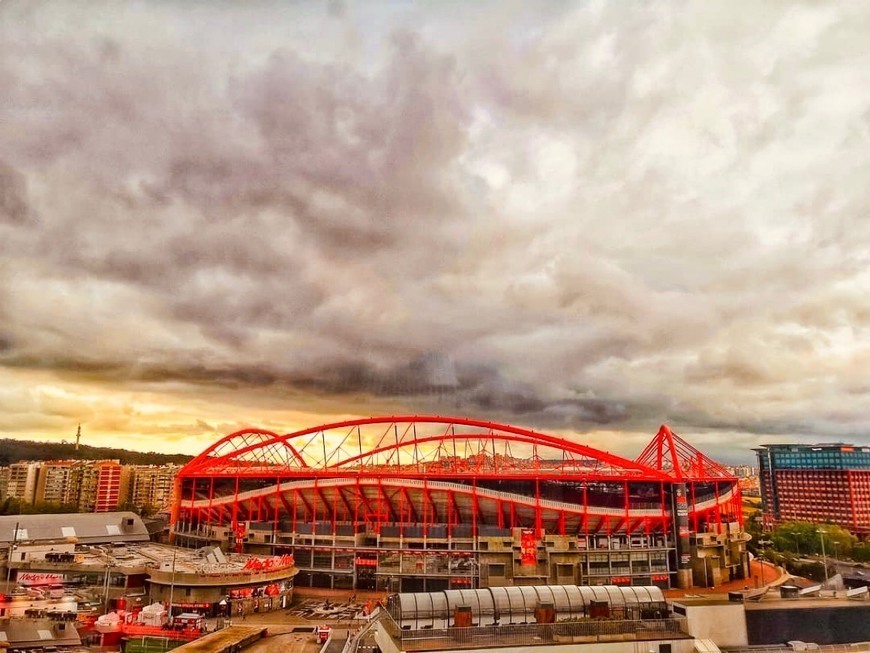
[130,465,180,512]
[35,460,76,505]
[7,462,41,504]
[0,466,10,500]
[70,460,132,513]
[755,443,870,535]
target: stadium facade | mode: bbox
[171,417,747,591]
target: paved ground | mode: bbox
[173,625,268,652]
[195,596,366,652]
[244,626,326,653]
[663,559,789,598]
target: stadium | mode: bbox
[170,416,747,592]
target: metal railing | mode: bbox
[722,645,870,653]
[380,612,688,651]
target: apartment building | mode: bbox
[6,462,41,504]
[35,460,76,505]
[130,465,180,512]
[70,460,132,513]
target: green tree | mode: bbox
[770,521,856,559]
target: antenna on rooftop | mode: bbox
[75,424,82,452]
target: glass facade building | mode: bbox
[755,443,870,535]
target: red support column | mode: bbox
[273,481,280,535]
[471,480,479,538]
[207,478,215,529]
[169,475,183,542]
[292,488,298,533]
[623,481,630,535]
[231,476,240,532]
[332,484,338,535]
[354,478,361,526]
[189,480,197,531]
[421,480,428,535]
[583,483,589,542]
[272,478,281,528]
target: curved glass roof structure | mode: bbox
[387,584,667,625]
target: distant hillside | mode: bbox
[0,439,193,467]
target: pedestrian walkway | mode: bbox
[664,559,790,598]
[172,625,267,653]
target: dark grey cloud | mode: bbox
[0,0,868,457]
[0,162,34,226]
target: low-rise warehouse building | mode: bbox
[6,539,297,618]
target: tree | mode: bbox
[770,521,856,559]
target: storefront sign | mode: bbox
[242,554,295,571]
[17,573,64,586]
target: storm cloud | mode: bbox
[0,1,868,461]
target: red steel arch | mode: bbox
[173,417,741,543]
[180,415,671,480]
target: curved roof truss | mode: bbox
[181,416,671,481]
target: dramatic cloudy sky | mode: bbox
[0,1,868,463]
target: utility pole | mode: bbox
[5,521,19,589]
[818,529,829,584]
[167,546,178,625]
[103,555,111,613]
[758,537,773,586]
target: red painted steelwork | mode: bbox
[173,417,740,538]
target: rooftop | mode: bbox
[18,542,297,582]
[0,512,149,546]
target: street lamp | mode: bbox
[5,521,20,590]
[167,546,179,625]
[468,559,479,591]
[793,534,800,556]
[817,529,829,584]
[758,538,773,586]
[102,552,115,614]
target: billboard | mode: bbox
[520,529,537,566]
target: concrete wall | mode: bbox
[676,602,748,648]
[373,633,696,653]
[746,605,870,645]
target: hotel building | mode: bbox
[755,443,870,536]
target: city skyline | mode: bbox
[0,1,868,465]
